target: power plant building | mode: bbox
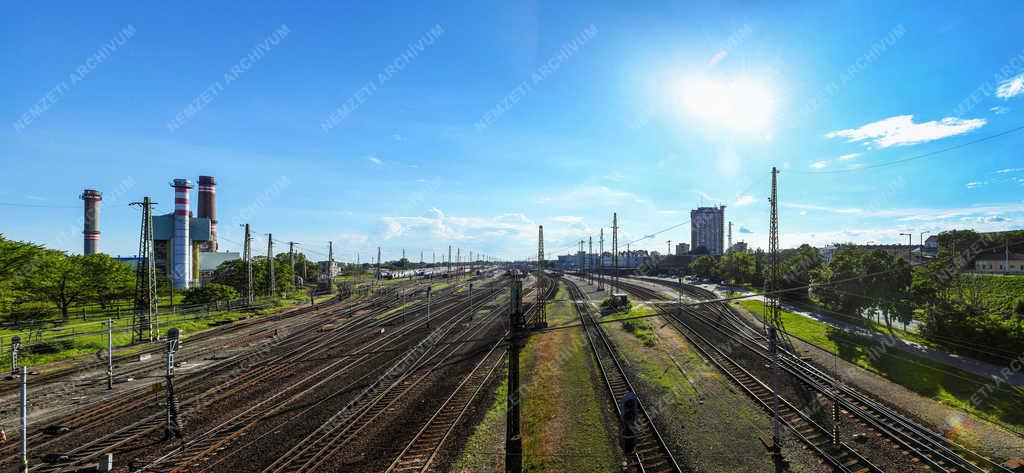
[691,206,726,255]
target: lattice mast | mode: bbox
[130,197,157,343]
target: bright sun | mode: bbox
[674,75,776,136]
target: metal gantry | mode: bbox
[130,197,157,343]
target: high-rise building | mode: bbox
[691,206,726,255]
[675,242,690,255]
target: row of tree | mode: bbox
[0,235,135,322]
[688,232,1024,360]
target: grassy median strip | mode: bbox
[734,299,1024,431]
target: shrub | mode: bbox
[182,284,239,305]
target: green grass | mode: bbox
[519,282,619,473]
[735,299,1024,433]
[449,367,508,473]
[603,302,659,346]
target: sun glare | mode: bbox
[675,75,777,135]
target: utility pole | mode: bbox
[448,245,452,277]
[588,236,593,285]
[164,328,182,440]
[243,224,253,305]
[765,166,784,469]
[667,240,672,257]
[19,366,27,473]
[426,286,433,329]
[598,228,604,291]
[728,221,733,253]
[579,240,585,276]
[328,241,335,293]
[899,232,913,263]
[376,246,382,284]
[506,278,525,473]
[266,233,275,297]
[536,226,546,326]
[612,212,619,290]
[130,197,157,343]
[106,319,113,390]
[289,242,297,287]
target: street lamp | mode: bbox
[919,231,931,255]
[899,232,912,262]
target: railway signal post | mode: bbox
[506,277,525,473]
[107,319,113,390]
[164,328,183,440]
[19,366,27,473]
[11,335,20,375]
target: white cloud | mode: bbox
[537,185,648,208]
[965,181,984,189]
[734,195,757,206]
[782,202,863,214]
[996,167,1024,174]
[990,105,1010,115]
[810,161,827,169]
[825,115,986,148]
[367,156,383,165]
[838,153,862,161]
[550,215,584,223]
[996,73,1024,99]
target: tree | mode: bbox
[20,251,91,320]
[81,254,135,309]
[182,283,238,305]
[689,255,719,280]
[816,247,911,330]
[719,252,755,284]
[779,244,824,301]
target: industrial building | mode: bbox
[691,206,726,255]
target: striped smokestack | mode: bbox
[171,179,193,289]
[80,189,102,255]
[198,176,217,251]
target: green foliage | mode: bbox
[719,251,755,284]
[815,247,911,331]
[689,255,719,279]
[777,244,824,301]
[212,256,295,296]
[621,319,657,347]
[182,283,238,305]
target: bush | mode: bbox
[182,284,238,305]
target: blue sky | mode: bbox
[2,1,1023,261]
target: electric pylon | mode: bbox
[598,228,605,290]
[130,197,157,343]
[612,212,619,290]
[536,225,546,326]
[266,233,274,297]
[244,224,253,304]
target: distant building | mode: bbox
[819,245,839,263]
[152,212,212,287]
[675,242,690,255]
[198,251,241,284]
[728,241,748,253]
[974,253,1024,274]
[691,206,726,255]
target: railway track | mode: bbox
[618,277,1013,473]
[564,277,685,473]
[132,281,505,473]
[27,282,487,472]
[264,295,507,472]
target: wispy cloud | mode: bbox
[996,73,1024,99]
[990,105,1010,115]
[996,167,1024,174]
[734,195,757,206]
[825,114,986,147]
[367,156,383,165]
[550,215,584,223]
[838,152,862,161]
[965,181,985,189]
[810,161,827,169]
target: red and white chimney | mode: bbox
[80,189,102,255]
[197,175,217,251]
